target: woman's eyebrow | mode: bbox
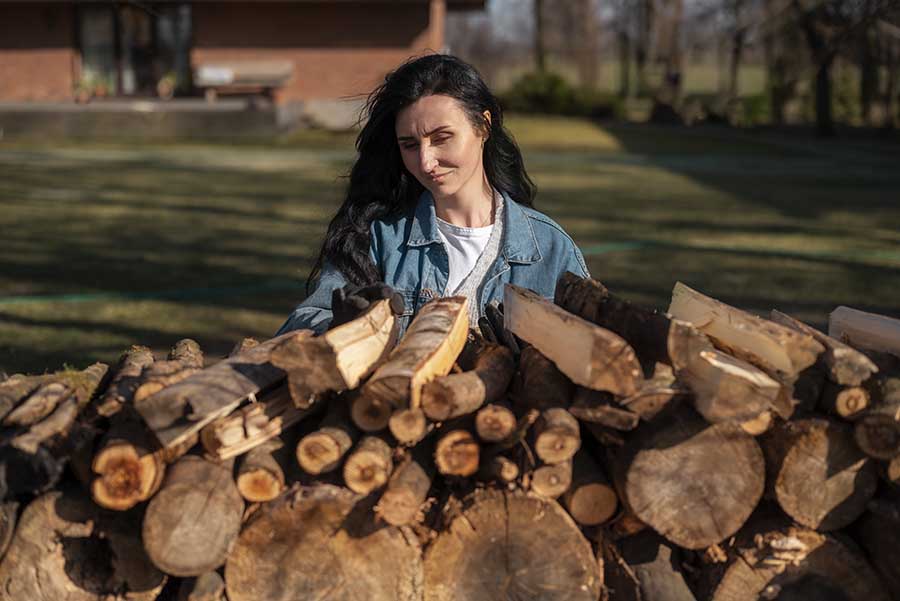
[397,125,451,141]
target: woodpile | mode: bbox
[0,280,898,600]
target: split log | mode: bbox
[562,450,617,526]
[91,416,166,511]
[237,444,285,502]
[177,571,226,601]
[829,305,900,356]
[474,401,516,442]
[819,381,870,419]
[135,331,303,450]
[510,345,575,410]
[143,456,244,576]
[505,283,644,396]
[761,418,878,531]
[668,281,824,378]
[854,376,900,459]
[533,407,581,464]
[376,451,433,526]
[615,530,698,601]
[132,339,204,403]
[707,519,891,601]
[424,488,602,601]
[96,345,155,417]
[0,502,16,562]
[351,392,393,432]
[852,498,900,599]
[3,381,71,427]
[389,407,428,446]
[421,342,514,420]
[618,363,684,421]
[570,388,641,430]
[0,373,57,422]
[270,298,398,407]
[0,490,166,600]
[343,435,394,495]
[225,484,422,601]
[296,400,357,475]
[364,296,469,409]
[772,310,878,386]
[612,409,765,549]
[530,459,573,498]
[434,428,480,477]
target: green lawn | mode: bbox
[1,117,899,374]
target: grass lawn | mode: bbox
[1,116,899,374]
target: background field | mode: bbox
[1,116,899,374]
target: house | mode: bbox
[0,0,484,133]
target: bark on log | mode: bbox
[343,435,394,495]
[829,305,900,357]
[570,388,641,430]
[511,345,575,410]
[474,401,516,442]
[669,281,824,377]
[852,498,900,600]
[376,451,433,526]
[269,299,398,406]
[91,416,166,511]
[237,444,285,503]
[364,297,469,409]
[854,376,900,459]
[562,450,617,526]
[3,381,71,427]
[143,456,244,576]
[421,342,514,420]
[612,409,765,549]
[530,459,573,499]
[424,488,602,601]
[225,484,423,601]
[434,429,480,477]
[389,407,428,446]
[0,490,166,600]
[533,407,581,464]
[96,345,155,417]
[618,363,684,421]
[0,502,17,563]
[0,373,56,422]
[761,418,878,531]
[505,284,644,396]
[772,310,878,386]
[616,530,697,601]
[296,400,357,475]
[177,571,226,601]
[132,339,203,403]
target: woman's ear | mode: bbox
[482,110,492,137]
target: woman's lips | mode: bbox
[429,172,450,182]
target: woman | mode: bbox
[276,54,589,337]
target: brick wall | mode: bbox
[0,3,75,101]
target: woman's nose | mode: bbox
[419,146,438,173]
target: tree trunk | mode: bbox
[225,485,422,601]
[815,54,836,137]
[535,0,546,72]
[142,456,244,576]
[424,489,602,601]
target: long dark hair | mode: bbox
[307,53,536,291]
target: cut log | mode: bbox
[478,454,519,484]
[270,298,399,407]
[296,401,357,475]
[617,530,698,601]
[0,490,166,600]
[761,418,878,531]
[237,444,285,503]
[177,571,226,601]
[421,342,514,420]
[819,381,870,419]
[829,305,900,356]
[510,345,575,410]
[169,338,204,367]
[0,373,56,422]
[562,450,617,526]
[225,484,422,601]
[132,339,204,403]
[143,455,244,576]
[229,337,260,357]
[530,459,573,498]
[740,411,774,436]
[505,283,644,396]
[668,281,824,378]
[96,345,155,417]
[772,309,878,386]
[474,401,516,442]
[0,502,17,562]
[343,435,394,495]
[424,488,602,601]
[888,455,900,486]
[612,409,765,549]
[434,428,480,477]
[389,407,428,446]
[91,416,166,511]
[533,407,581,464]
[364,297,469,409]
[376,452,433,526]
[135,331,303,450]
[351,392,393,432]
[570,388,641,430]
[852,499,900,599]
[854,376,900,459]
[708,520,891,601]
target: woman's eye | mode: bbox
[433,136,450,145]
[401,142,419,150]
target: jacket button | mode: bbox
[422,288,436,299]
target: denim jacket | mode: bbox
[276,190,590,337]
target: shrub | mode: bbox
[501,71,623,119]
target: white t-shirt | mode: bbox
[436,217,494,295]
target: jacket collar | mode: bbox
[406,189,541,264]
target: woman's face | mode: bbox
[395,94,488,200]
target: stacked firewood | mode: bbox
[0,272,898,601]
